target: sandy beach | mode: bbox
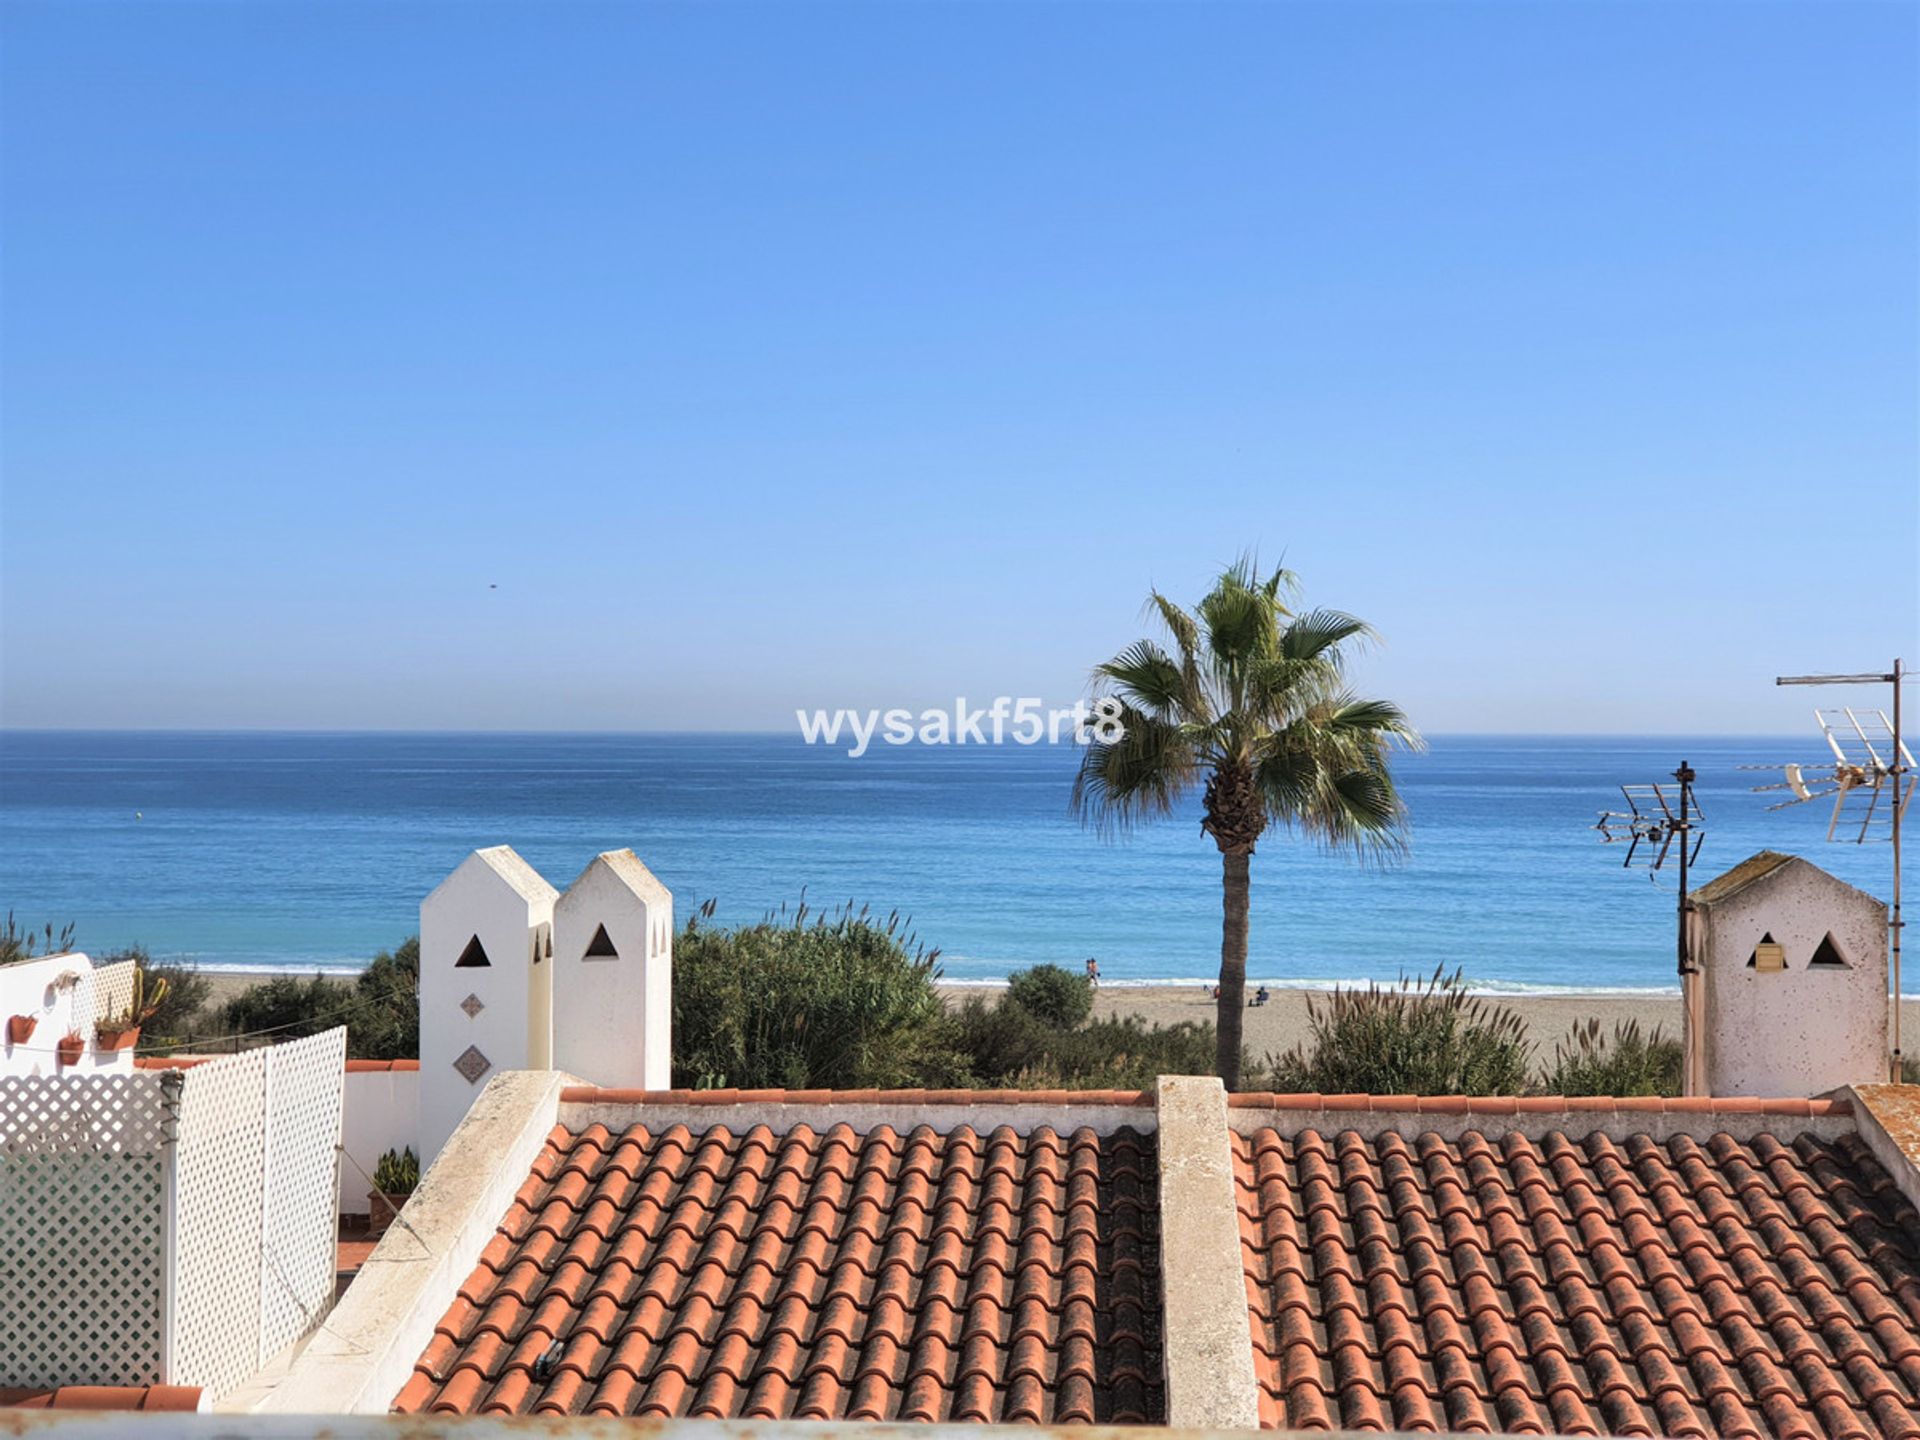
[1068,984,1686,1061]
[200,970,1920,1065]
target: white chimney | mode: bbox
[551,850,672,1091]
[1688,850,1889,1095]
[418,846,557,1162]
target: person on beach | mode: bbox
[1084,956,1100,988]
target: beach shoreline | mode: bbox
[195,970,1920,1063]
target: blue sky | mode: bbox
[2,1,1914,733]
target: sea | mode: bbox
[0,731,1900,995]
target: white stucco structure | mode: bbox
[0,951,137,1078]
[339,1063,421,1212]
[1688,850,1889,1095]
[418,847,557,1162]
[551,850,673,1091]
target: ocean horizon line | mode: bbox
[0,726,1822,742]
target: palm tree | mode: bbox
[1072,558,1419,1088]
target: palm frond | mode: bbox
[1095,640,1192,722]
[1070,706,1202,838]
[1145,590,1206,717]
[1321,696,1423,749]
[1280,608,1376,665]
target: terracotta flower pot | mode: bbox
[55,1034,85,1066]
[366,1190,413,1241]
[7,1014,37,1045]
[94,1025,141,1053]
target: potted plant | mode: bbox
[56,1030,85,1066]
[366,1146,420,1240]
[7,1014,37,1045]
[94,967,169,1053]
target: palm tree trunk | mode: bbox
[1216,849,1251,1088]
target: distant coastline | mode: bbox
[190,970,1920,1065]
[4,731,1899,993]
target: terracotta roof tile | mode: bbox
[559,1086,1152,1106]
[1237,1124,1920,1438]
[398,1118,1163,1423]
[0,1386,203,1410]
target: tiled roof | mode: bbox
[1227,1093,1853,1118]
[396,1116,1164,1423]
[0,1385,203,1410]
[560,1085,1150,1106]
[1234,1123,1920,1437]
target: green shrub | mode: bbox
[947,993,1233,1090]
[373,1146,419,1194]
[204,937,415,1057]
[1540,1018,1681,1097]
[218,972,344,1043]
[1005,964,1094,1029]
[1265,967,1532,1096]
[672,901,966,1090]
[0,913,75,966]
[349,937,418,1060]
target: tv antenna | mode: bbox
[1595,773,1705,877]
[1594,761,1704,1093]
[1743,661,1912,1079]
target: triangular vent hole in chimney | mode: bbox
[1747,933,1786,971]
[1809,933,1851,968]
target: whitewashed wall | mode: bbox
[338,1063,419,1213]
[0,952,135,1078]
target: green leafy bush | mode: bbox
[348,937,418,1060]
[1005,964,1094,1029]
[373,1146,419,1194]
[1540,1018,1681,1097]
[205,936,415,1058]
[218,972,345,1043]
[949,995,1220,1089]
[1265,967,1532,1096]
[672,901,966,1090]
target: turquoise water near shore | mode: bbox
[0,731,1899,992]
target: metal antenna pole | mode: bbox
[1675,760,1697,1094]
[1675,760,1694,973]
[1895,658,1905,1081]
[1594,768,1706,1092]
[1773,661,1910,1080]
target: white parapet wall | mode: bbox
[551,850,673,1091]
[1,952,138,1079]
[339,1062,420,1213]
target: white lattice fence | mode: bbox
[0,1073,166,1387]
[84,959,138,1032]
[171,1028,345,1397]
[260,1030,348,1359]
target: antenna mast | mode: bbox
[1756,661,1912,1080]
[1594,762,1706,1092]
